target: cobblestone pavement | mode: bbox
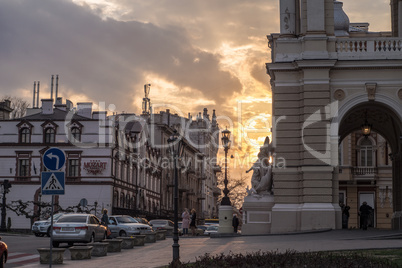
[23,229,402,268]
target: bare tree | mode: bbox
[6,200,98,227]
[1,96,30,119]
[217,171,248,209]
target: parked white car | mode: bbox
[52,214,107,247]
[108,215,153,237]
[31,213,64,237]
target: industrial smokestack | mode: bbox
[33,82,36,108]
[55,75,59,100]
[37,81,40,107]
[50,75,54,100]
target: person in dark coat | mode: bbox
[232,214,240,233]
[190,208,197,236]
[340,203,350,229]
[359,202,373,230]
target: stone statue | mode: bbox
[246,136,274,195]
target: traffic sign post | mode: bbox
[43,148,66,171]
[41,148,66,267]
[41,172,65,195]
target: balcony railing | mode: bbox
[336,38,402,60]
[351,167,378,176]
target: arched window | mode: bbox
[44,128,55,143]
[20,128,31,143]
[360,139,374,167]
[71,127,81,142]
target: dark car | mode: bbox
[0,237,7,268]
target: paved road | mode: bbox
[6,229,402,267]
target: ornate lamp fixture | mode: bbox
[361,110,372,138]
[220,127,231,206]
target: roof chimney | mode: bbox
[77,102,93,118]
[50,75,54,100]
[33,82,36,108]
[55,75,59,100]
[37,82,40,108]
[41,99,54,114]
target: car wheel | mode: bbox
[89,233,95,243]
[52,241,59,248]
[119,230,127,237]
[34,233,41,237]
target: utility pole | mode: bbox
[1,180,12,231]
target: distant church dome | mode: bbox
[334,0,350,36]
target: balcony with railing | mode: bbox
[351,167,378,176]
[336,37,402,60]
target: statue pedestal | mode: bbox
[218,205,233,233]
[241,194,274,235]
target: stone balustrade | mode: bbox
[336,38,402,60]
[37,248,66,264]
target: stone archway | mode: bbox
[338,101,402,229]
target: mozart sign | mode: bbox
[84,160,107,175]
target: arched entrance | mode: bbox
[337,101,402,229]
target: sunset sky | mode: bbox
[0,0,391,177]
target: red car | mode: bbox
[0,237,7,268]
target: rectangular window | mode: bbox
[18,159,30,176]
[68,159,80,177]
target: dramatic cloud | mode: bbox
[0,0,392,178]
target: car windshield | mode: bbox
[57,215,87,223]
[116,217,138,223]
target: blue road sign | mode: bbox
[41,172,65,195]
[43,148,66,171]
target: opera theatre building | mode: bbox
[266,0,402,232]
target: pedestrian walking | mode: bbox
[181,208,190,236]
[359,202,373,230]
[232,214,239,233]
[101,208,111,238]
[190,208,197,236]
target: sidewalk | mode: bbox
[23,229,402,268]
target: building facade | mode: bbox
[0,95,220,230]
[266,0,402,233]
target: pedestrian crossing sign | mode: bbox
[41,172,65,195]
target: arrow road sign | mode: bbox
[43,148,66,171]
[41,172,65,195]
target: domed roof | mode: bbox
[334,0,350,36]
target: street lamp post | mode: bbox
[218,128,233,234]
[167,130,185,263]
[221,128,231,206]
